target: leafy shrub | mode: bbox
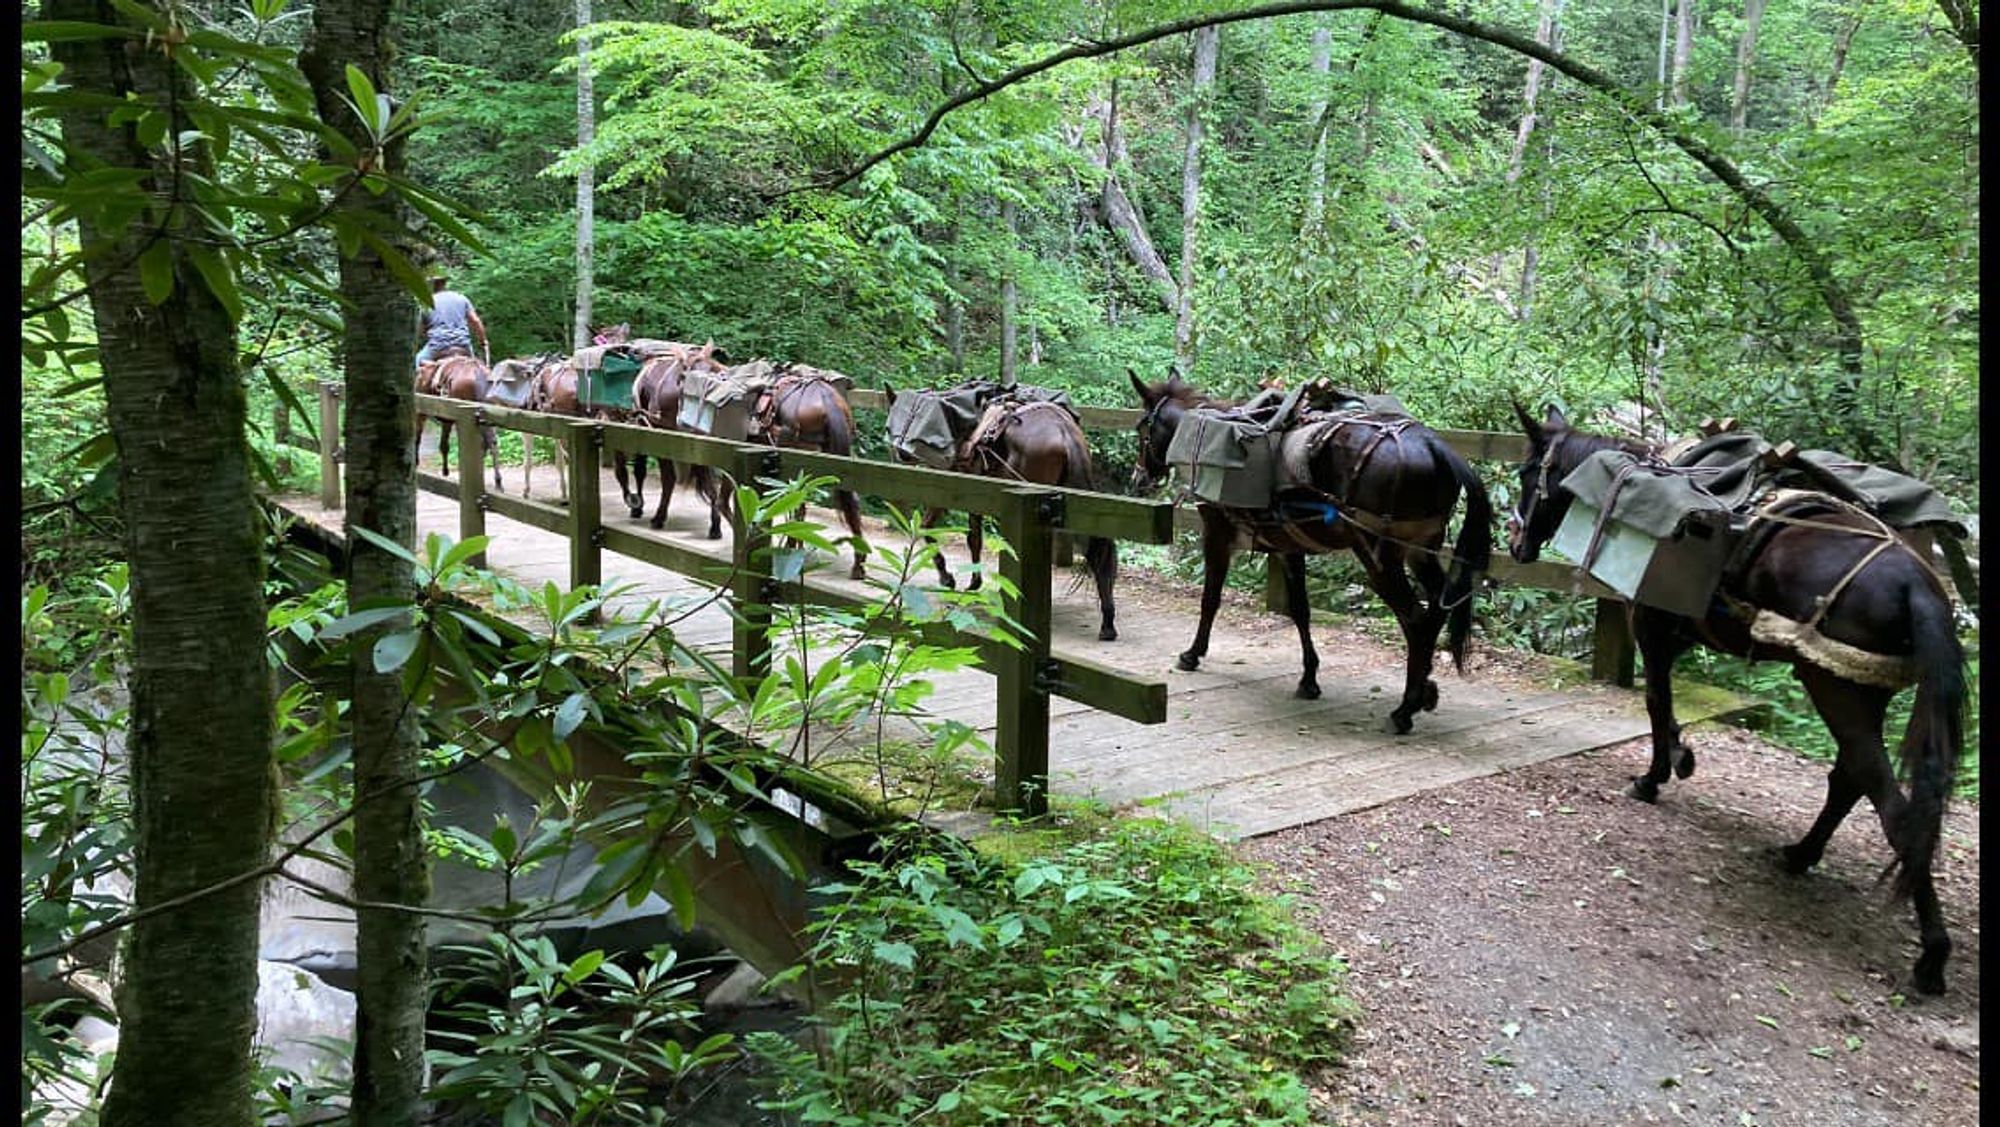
[748,818,1353,1126]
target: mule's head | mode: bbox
[1507,399,1575,564]
[1127,368,1195,494]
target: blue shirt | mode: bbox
[423,290,475,350]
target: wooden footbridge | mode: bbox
[269,384,1742,839]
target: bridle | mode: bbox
[1513,430,1566,543]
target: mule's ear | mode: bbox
[1543,404,1569,430]
[883,383,898,406]
[1511,397,1540,441]
[1127,368,1153,406]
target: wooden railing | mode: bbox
[296,380,1638,813]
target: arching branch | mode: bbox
[808,0,1879,452]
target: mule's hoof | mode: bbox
[649,517,666,531]
[1421,680,1440,712]
[1386,711,1415,735]
[938,572,958,591]
[1098,626,1118,642]
[1672,744,1698,780]
[627,505,645,520]
[1627,776,1662,803]
[707,527,723,541]
[1776,843,1818,876]
[1295,681,1322,701]
[1176,652,1202,672]
[1913,942,1950,996]
[967,575,983,592]
[850,568,867,582]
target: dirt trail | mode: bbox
[1245,697,1979,1126]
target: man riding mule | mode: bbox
[411,275,502,490]
[1505,402,1968,995]
[885,379,1120,641]
[1129,371,1491,733]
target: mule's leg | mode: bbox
[522,434,535,498]
[922,507,956,589]
[1363,551,1442,734]
[437,417,452,476]
[1178,513,1234,672]
[1086,536,1118,642]
[631,453,650,520]
[1282,552,1319,699]
[1781,667,1893,874]
[485,424,504,492]
[965,513,984,592]
[836,487,868,580]
[1630,610,1697,802]
[698,466,723,539]
[612,452,644,520]
[648,460,679,530]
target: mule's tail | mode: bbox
[1894,585,1965,901]
[1054,421,1118,587]
[1427,431,1492,672]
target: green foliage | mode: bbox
[749,817,1354,1126]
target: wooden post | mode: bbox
[318,381,342,510]
[995,487,1057,817]
[455,406,487,569]
[1263,553,1288,613]
[272,397,293,478]
[730,445,780,683]
[1591,598,1636,686]
[566,420,603,595]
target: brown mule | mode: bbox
[621,342,728,538]
[416,351,503,492]
[885,385,1119,641]
[1508,402,1966,995]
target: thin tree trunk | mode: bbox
[1084,88,1178,314]
[1512,0,1564,318]
[1671,0,1696,108]
[1656,0,1673,109]
[1730,0,1768,132]
[1175,25,1220,374]
[574,0,595,351]
[1813,10,1864,124]
[300,2,430,1123]
[1305,25,1333,228]
[49,3,274,1123]
[943,226,965,373]
[1000,198,1019,385]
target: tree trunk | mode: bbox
[1512,0,1564,318]
[1655,0,1673,109]
[300,2,431,1124]
[1813,9,1864,124]
[1084,87,1178,314]
[1305,25,1333,228]
[943,231,966,373]
[1000,198,1019,385]
[1671,0,1696,108]
[49,3,275,1123]
[1175,26,1220,374]
[1730,0,1768,132]
[574,0,595,350]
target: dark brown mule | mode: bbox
[884,387,1119,641]
[1130,373,1491,733]
[620,342,728,538]
[753,366,870,580]
[527,355,585,503]
[1507,403,1966,995]
[416,350,503,491]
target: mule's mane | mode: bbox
[1546,426,1652,480]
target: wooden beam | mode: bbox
[455,411,487,568]
[480,490,572,537]
[1591,598,1636,686]
[993,488,1056,817]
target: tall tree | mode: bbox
[1175,25,1220,374]
[1730,0,1769,132]
[574,0,595,350]
[1083,86,1178,314]
[1000,197,1019,384]
[46,2,276,1122]
[1511,0,1566,318]
[1305,25,1333,228]
[299,2,431,1123]
[1670,0,1697,107]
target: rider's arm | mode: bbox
[467,307,489,350]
